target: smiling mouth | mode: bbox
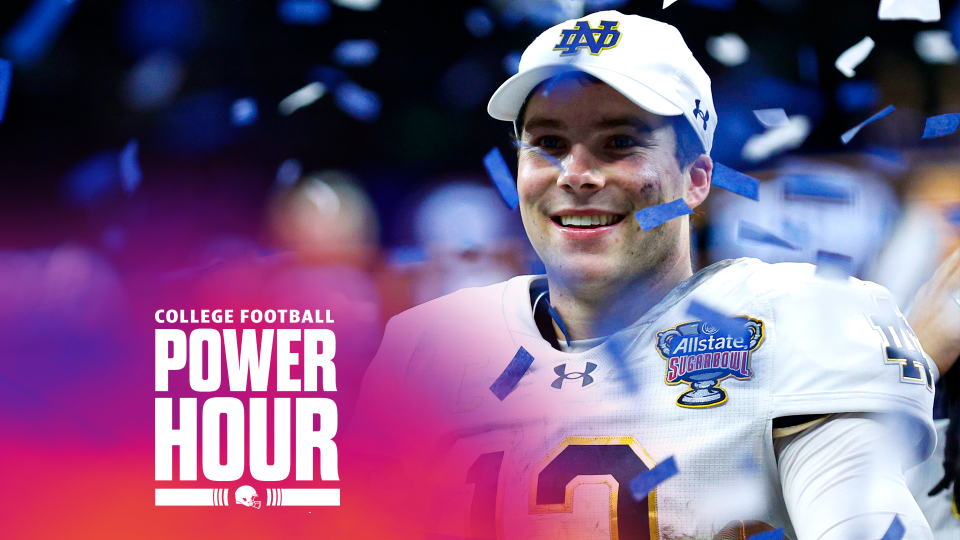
[552,214,626,229]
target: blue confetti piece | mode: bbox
[513,140,566,173]
[332,39,379,67]
[61,151,121,207]
[502,50,522,74]
[783,174,852,203]
[687,301,749,338]
[0,58,10,123]
[815,250,853,279]
[334,81,380,122]
[119,139,142,195]
[687,0,736,10]
[230,97,258,126]
[945,204,960,226]
[387,245,428,266]
[841,105,895,145]
[483,147,519,210]
[602,333,639,394]
[738,221,800,250]
[629,456,678,500]
[277,0,331,25]
[921,113,960,138]
[749,529,784,540]
[635,199,692,231]
[2,0,79,66]
[464,7,495,38]
[880,516,905,540]
[489,347,535,401]
[713,163,759,200]
[835,81,880,113]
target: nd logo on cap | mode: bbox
[554,20,622,56]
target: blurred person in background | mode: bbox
[405,180,528,304]
[907,247,960,539]
[707,158,899,278]
[880,163,960,539]
[177,170,385,426]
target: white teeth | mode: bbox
[558,214,620,227]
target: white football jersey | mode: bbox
[349,258,937,540]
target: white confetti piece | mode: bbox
[753,108,790,128]
[741,115,811,162]
[914,30,958,64]
[278,82,326,116]
[706,33,750,67]
[835,36,874,78]
[878,0,940,22]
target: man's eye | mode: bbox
[611,135,635,148]
[538,136,560,149]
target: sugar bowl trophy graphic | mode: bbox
[656,317,764,407]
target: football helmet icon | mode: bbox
[235,485,261,509]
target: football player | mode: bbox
[348,11,936,539]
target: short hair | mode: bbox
[515,72,705,170]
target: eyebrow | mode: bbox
[522,115,653,133]
[522,117,565,132]
[595,116,654,131]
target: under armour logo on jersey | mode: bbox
[552,362,598,389]
[868,296,934,390]
[693,100,710,130]
[554,21,621,56]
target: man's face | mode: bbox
[517,78,707,291]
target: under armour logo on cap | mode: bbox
[551,362,598,389]
[693,99,709,130]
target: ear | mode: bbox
[684,154,712,210]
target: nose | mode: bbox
[558,144,605,194]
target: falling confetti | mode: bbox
[687,301,749,337]
[277,0,331,25]
[333,81,380,122]
[278,82,326,116]
[834,37,875,78]
[0,58,10,123]
[741,115,811,162]
[706,33,750,67]
[483,147,519,210]
[489,347,535,401]
[878,0,940,22]
[712,163,760,200]
[752,108,789,128]
[2,0,80,66]
[230,97,258,126]
[332,40,379,67]
[815,250,853,279]
[635,199,692,231]
[840,105,895,145]
[921,113,960,138]
[629,456,678,500]
[879,515,905,540]
[738,221,800,250]
[119,139,142,195]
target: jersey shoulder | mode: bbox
[712,258,937,461]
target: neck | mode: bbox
[547,253,693,341]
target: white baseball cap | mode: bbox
[487,10,716,155]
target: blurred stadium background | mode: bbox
[0,1,958,538]
[0,0,955,296]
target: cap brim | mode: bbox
[487,64,683,121]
